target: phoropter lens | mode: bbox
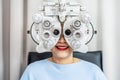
[75,32,81,38]
[44,32,50,38]
[65,29,71,36]
[53,29,59,35]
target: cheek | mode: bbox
[68,47,73,54]
[51,47,55,54]
[51,47,58,56]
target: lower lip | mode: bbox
[56,46,69,51]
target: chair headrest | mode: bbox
[28,51,103,70]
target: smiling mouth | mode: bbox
[56,46,69,51]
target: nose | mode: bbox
[58,24,66,43]
[58,34,66,43]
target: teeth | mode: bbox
[56,46,68,50]
[58,46,67,48]
[58,47,67,49]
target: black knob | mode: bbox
[94,30,97,34]
[65,29,71,36]
[27,30,30,34]
[53,29,59,35]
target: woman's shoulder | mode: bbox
[21,59,49,79]
[77,60,107,80]
[80,59,102,72]
[26,59,48,70]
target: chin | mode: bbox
[51,47,73,59]
[57,52,71,58]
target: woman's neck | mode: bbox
[49,56,80,64]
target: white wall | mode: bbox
[101,0,120,80]
[0,0,3,80]
[10,0,24,80]
[116,0,120,79]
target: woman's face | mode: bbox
[51,24,73,59]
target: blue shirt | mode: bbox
[20,59,107,80]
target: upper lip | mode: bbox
[56,44,68,47]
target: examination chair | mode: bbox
[28,51,103,70]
